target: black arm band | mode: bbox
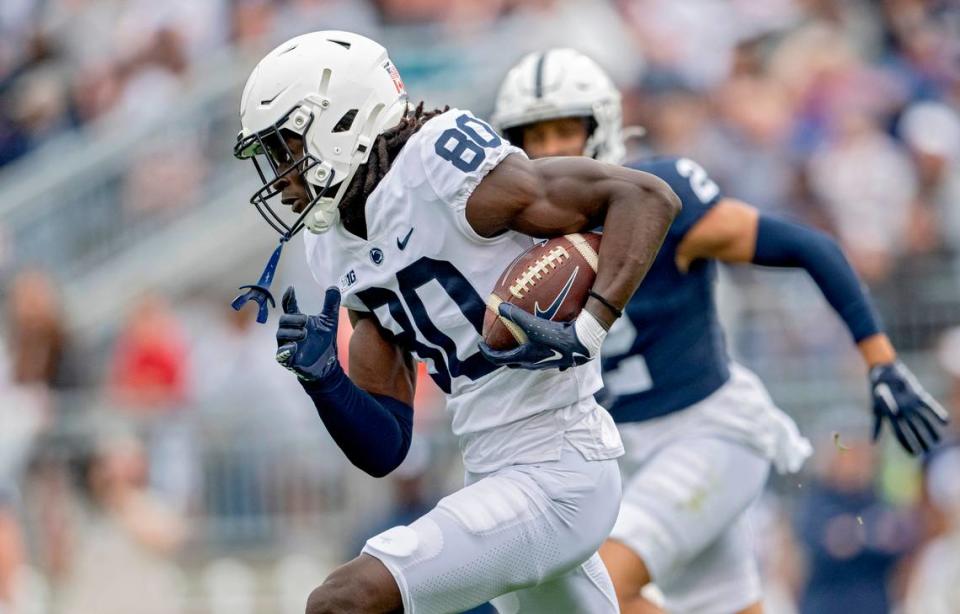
[587,290,623,319]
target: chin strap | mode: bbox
[233,167,341,321]
[232,238,286,323]
[306,204,339,234]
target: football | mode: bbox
[483,232,602,351]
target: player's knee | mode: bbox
[599,539,651,601]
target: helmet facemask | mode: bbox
[234,104,341,241]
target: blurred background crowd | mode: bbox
[0,0,959,612]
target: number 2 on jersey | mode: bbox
[676,158,720,204]
[602,315,653,395]
[434,114,502,172]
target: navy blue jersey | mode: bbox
[602,157,730,423]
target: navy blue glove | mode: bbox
[870,361,949,455]
[478,303,605,370]
[275,286,341,382]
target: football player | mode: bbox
[492,49,950,614]
[232,32,680,614]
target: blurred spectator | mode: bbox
[373,0,470,25]
[187,299,342,541]
[0,353,43,613]
[709,73,799,215]
[0,504,25,611]
[6,66,72,157]
[904,444,960,613]
[109,294,194,511]
[794,414,918,614]
[108,27,188,126]
[880,1,960,102]
[109,294,189,411]
[189,301,302,411]
[618,0,740,90]
[111,0,231,63]
[0,269,76,610]
[108,28,209,218]
[751,493,804,614]
[121,133,208,217]
[59,433,187,614]
[5,269,84,389]
[914,327,960,544]
[270,0,378,52]
[232,0,281,46]
[899,101,960,255]
[807,109,918,281]
[938,327,960,434]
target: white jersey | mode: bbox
[304,109,612,472]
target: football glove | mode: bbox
[870,361,949,455]
[478,303,607,371]
[275,286,341,382]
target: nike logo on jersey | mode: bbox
[534,266,579,320]
[397,228,414,250]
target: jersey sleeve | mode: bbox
[417,109,527,243]
[627,157,724,240]
[303,232,369,312]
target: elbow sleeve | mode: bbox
[752,215,882,342]
[300,367,413,477]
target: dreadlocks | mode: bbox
[338,102,448,237]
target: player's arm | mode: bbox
[275,287,414,477]
[469,154,680,328]
[676,199,892,362]
[345,310,416,403]
[467,154,680,369]
[675,198,948,454]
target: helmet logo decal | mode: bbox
[384,61,405,95]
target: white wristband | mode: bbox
[574,309,608,358]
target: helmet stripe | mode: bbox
[534,51,549,98]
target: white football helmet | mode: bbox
[235,31,408,234]
[492,49,625,164]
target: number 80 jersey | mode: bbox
[304,109,604,471]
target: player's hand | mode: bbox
[275,286,341,382]
[478,303,606,371]
[870,361,949,455]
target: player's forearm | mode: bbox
[588,177,680,327]
[752,215,885,349]
[300,365,413,477]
